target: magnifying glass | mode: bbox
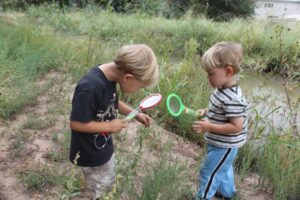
[166,93,201,118]
[125,93,162,120]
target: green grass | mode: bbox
[138,159,190,200]
[235,107,300,199]
[18,165,81,195]
[256,135,300,199]
[23,115,57,130]
[0,22,67,118]
[19,167,61,191]
[25,5,300,73]
[9,129,30,157]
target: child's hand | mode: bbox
[109,119,128,132]
[135,113,151,127]
[197,108,208,117]
[192,119,212,133]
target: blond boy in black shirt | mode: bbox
[70,44,159,199]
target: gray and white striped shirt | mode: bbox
[204,85,248,148]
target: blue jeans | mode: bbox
[196,144,238,200]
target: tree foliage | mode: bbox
[0,0,256,21]
[205,0,255,21]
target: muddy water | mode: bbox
[239,72,300,133]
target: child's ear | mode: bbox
[226,66,234,76]
[123,73,134,82]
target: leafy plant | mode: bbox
[205,0,255,21]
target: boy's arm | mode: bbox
[118,100,151,127]
[70,119,127,134]
[193,117,243,134]
[118,100,134,116]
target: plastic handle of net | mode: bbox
[185,108,201,118]
[125,108,141,120]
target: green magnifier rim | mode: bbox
[166,93,184,117]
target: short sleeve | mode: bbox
[70,84,100,122]
[223,99,247,118]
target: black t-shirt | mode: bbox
[69,66,118,167]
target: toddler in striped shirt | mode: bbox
[193,42,248,200]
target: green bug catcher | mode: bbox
[166,93,200,118]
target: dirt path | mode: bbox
[0,113,31,200]
[0,71,273,200]
[0,71,71,200]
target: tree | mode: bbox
[205,0,256,21]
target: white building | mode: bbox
[255,0,300,21]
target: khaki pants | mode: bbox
[81,154,115,200]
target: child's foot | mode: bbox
[70,191,91,200]
[214,191,233,200]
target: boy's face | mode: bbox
[119,74,145,93]
[206,66,234,88]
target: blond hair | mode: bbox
[113,44,159,87]
[202,42,243,74]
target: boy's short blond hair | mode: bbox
[202,42,243,74]
[113,44,159,87]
